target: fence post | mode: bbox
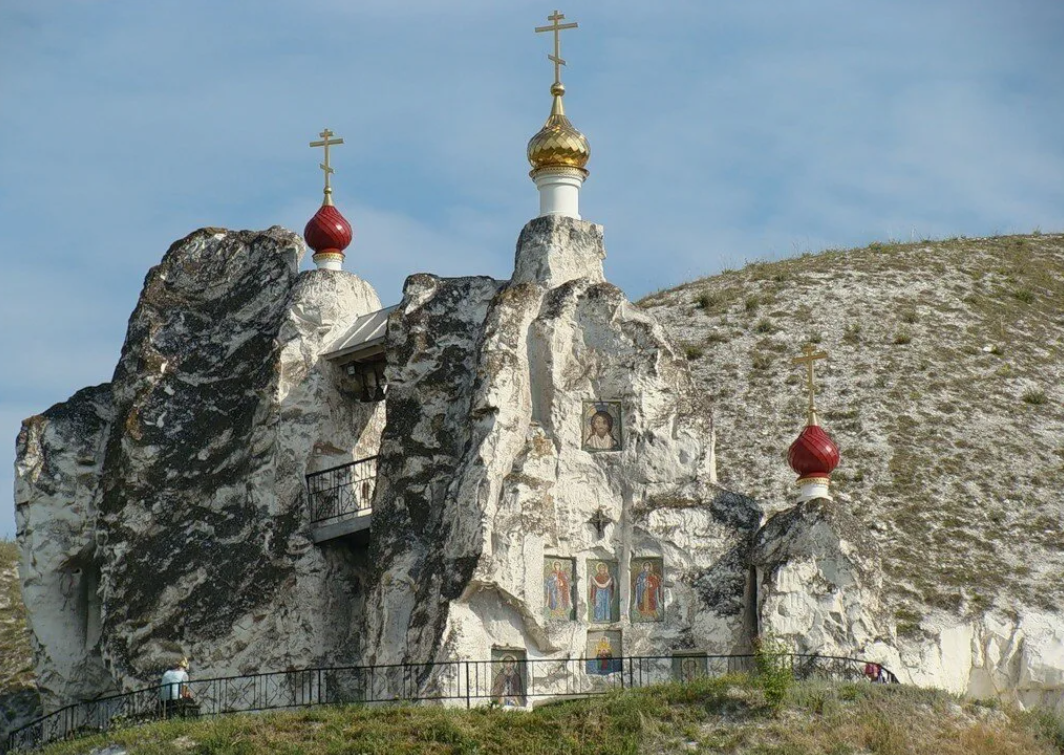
[465,662,471,709]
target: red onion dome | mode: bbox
[304,204,353,257]
[787,424,840,479]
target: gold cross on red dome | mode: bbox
[309,128,344,205]
[535,10,578,85]
[792,343,828,426]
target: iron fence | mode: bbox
[305,456,378,524]
[4,653,891,753]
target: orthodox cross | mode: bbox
[309,128,344,201]
[792,343,828,425]
[588,508,611,537]
[535,10,578,85]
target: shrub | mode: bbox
[754,318,774,334]
[754,634,793,711]
[684,345,704,361]
[695,291,721,310]
[901,309,919,324]
[744,295,760,312]
[1013,289,1035,304]
[751,352,773,370]
[843,323,861,344]
[893,329,913,345]
[1022,388,1047,405]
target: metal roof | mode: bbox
[322,305,397,361]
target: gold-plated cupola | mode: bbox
[527,11,590,176]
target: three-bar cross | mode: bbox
[535,10,578,85]
[309,128,344,201]
[792,343,828,425]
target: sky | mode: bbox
[1,0,1062,538]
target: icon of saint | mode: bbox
[490,654,526,707]
[585,635,621,675]
[585,409,619,451]
[590,562,615,622]
[544,560,571,619]
[633,561,662,620]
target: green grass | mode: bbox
[33,677,1064,755]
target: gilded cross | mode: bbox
[535,10,579,85]
[309,128,344,202]
[792,343,828,425]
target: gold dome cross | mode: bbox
[535,10,578,86]
[309,128,344,205]
[792,343,828,426]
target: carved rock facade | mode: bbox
[10,219,1064,724]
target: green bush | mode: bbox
[754,634,793,712]
[1022,388,1048,405]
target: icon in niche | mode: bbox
[630,557,664,622]
[587,559,619,623]
[543,557,575,621]
[582,400,622,452]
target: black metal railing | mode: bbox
[306,456,378,524]
[4,653,893,753]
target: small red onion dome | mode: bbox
[304,204,353,258]
[788,424,840,479]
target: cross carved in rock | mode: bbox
[588,508,611,537]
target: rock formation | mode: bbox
[361,216,761,676]
[9,225,1064,725]
[15,227,383,710]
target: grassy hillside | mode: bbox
[0,539,33,692]
[32,676,1064,755]
[641,233,1064,631]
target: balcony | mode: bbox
[306,455,378,544]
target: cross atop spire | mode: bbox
[792,343,828,426]
[535,10,579,86]
[309,128,344,206]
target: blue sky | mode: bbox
[2,0,1062,537]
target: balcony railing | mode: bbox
[306,456,378,525]
[4,653,895,753]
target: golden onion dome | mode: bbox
[527,83,590,173]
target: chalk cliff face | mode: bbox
[361,216,762,674]
[642,233,1064,713]
[10,223,1064,720]
[15,227,383,710]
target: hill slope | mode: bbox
[641,233,1064,631]
[31,677,1064,755]
[0,539,38,734]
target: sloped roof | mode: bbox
[322,305,397,361]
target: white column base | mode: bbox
[796,476,831,503]
[313,253,344,271]
[533,168,586,219]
